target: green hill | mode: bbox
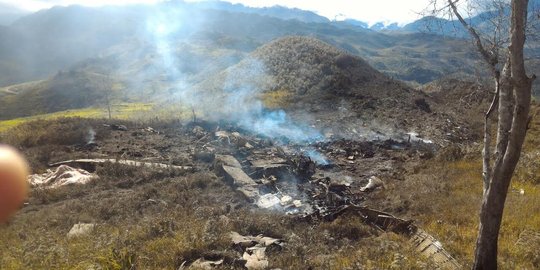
[0,70,115,120]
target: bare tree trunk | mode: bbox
[473,1,535,268]
[482,77,499,193]
[107,98,112,120]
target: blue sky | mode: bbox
[0,0,432,25]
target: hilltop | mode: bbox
[0,35,476,143]
[0,71,115,120]
[194,36,473,143]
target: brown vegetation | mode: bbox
[0,118,428,269]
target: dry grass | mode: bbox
[0,117,427,270]
[260,88,293,109]
[0,161,426,269]
[401,105,540,269]
[2,104,538,269]
[0,103,154,132]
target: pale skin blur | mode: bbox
[0,145,29,223]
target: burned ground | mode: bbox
[0,117,442,269]
[1,102,539,269]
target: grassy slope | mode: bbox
[0,103,153,132]
[0,118,426,270]
[401,104,540,269]
[0,107,538,269]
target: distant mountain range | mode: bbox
[0,3,29,26]
[0,1,479,87]
[0,0,538,103]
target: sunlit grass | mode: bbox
[413,108,540,268]
[261,88,293,109]
[0,103,154,132]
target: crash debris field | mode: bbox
[1,2,540,269]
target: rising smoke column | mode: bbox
[145,3,328,162]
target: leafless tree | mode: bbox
[426,0,536,269]
[97,75,115,120]
[105,89,112,120]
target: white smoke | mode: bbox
[144,3,329,163]
[86,128,96,144]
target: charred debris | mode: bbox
[196,121,429,232]
[46,120,461,268]
[180,120,460,268]
[69,120,436,232]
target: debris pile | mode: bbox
[49,159,192,172]
[187,123,460,268]
[43,121,459,268]
[230,232,284,269]
[180,232,284,270]
[204,126,424,219]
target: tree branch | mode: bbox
[447,0,499,76]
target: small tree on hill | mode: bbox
[96,74,116,120]
[428,0,536,268]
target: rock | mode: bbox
[67,223,95,238]
[111,124,128,131]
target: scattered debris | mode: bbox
[103,124,128,131]
[67,223,96,238]
[182,232,284,269]
[256,194,281,209]
[145,127,158,133]
[186,258,224,270]
[230,232,284,269]
[192,125,207,138]
[43,121,459,268]
[193,123,460,269]
[48,159,192,172]
[410,229,461,269]
[215,131,252,148]
[214,155,260,201]
[28,165,97,188]
[406,132,434,144]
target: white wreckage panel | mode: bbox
[28,165,97,188]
